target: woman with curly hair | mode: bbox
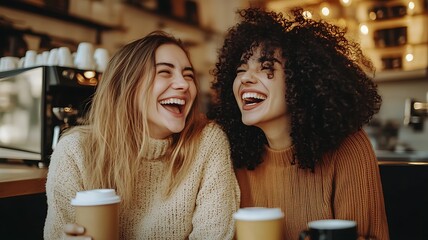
[209,8,389,240]
[44,31,239,239]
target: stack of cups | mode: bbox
[0,43,110,72]
[71,189,121,240]
[93,48,110,72]
[74,42,110,72]
[74,42,96,70]
[23,50,37,68]
[0,57,20,71]
[233,207,284,240]
[57,47,74,67]
[47,48,59,66]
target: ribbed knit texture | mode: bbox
[235,130,389,240]
[44,123,240,240]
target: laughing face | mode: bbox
[147,43,196,139]
[233,46,288,132]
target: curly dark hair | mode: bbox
[208,8,382,170]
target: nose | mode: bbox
[172,74,190,90]
[240,71,257,84]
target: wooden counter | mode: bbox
[0,162,48,198]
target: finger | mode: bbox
[64,223,85,235]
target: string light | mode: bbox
[321,6,330,16]
[340,0,352,6]
[405,53,414,62]
[360,24,369,35]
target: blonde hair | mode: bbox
[71,31,207,208]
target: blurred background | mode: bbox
[0,0,427,152]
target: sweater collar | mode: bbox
[142,136,172,161]
[263,144,295,166]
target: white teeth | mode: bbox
[242,92,267,100]
[159,98,185,105]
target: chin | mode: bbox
[168,125,186,134]
[241,117,258,127]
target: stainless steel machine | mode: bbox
[0,66,99,166]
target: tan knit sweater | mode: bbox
[236,130,389,240]
[44,123,240,240]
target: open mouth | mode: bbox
[159,98,185,114]
[242,92,267,106]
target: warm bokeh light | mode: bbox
[408,2,415,10]
[321,7,330,16]
[302,10,313,19]
[369,11,377,20]
[360,24,369,35]
[340,0,352,6]
[405,53,414,62]
[83,70,96,78]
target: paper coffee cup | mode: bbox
[233,207,284,240]
[71,189,121,240]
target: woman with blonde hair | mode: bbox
[44,31,239,239]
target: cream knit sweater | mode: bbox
[44,123,240,240]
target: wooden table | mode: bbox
[0,162,48,198]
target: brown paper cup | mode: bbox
[71,189,121,240]
[233,207,284,240]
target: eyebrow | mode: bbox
[258,57,282,64]
[238,57,282,66]
[156,62,194,72]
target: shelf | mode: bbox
[125,2,216,36]
[374,68,428,82]
[0,0,123,44]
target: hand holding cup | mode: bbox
[71,189,121,240]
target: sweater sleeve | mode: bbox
[189,123,240,240]
[332,130,389,240]
[44,133,85,240]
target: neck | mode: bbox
[258,115,292,150]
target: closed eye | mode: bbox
[183,73,195,81]
[236,68,246,75]
[157,70,172,78]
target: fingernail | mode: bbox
[77,226,85,233]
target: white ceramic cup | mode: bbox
[94,48,110,72]
[36,54,44,66]
[58,47,74,67]
[23,50,37,68]
[47,48,59,66]
[75,42,95,70]
[41,51,50,65]
[0,57,20,71]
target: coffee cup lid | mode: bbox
[71,189,121,206]
[233,207,284,221]
[308,219,357,229]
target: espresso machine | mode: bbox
[0,66,99,166]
